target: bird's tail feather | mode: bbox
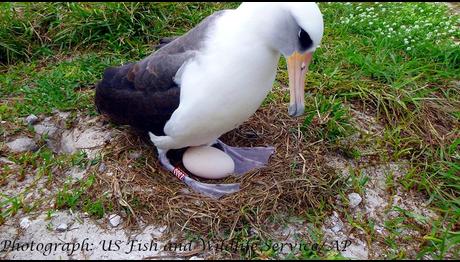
[94,63,179,135]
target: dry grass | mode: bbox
[87,89,345,238]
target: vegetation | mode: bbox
[0,2,458,259]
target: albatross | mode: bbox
[95,2,324,199]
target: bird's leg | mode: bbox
[213,139,275,177]
[150,133,240,199]
[156,148,174,172]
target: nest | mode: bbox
[87,90,345,238]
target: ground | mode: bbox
[1,2,459,260]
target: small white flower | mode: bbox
[406,47,412,51]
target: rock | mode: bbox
[348,193,362,208]
[34,120,58,137]
[189,256,204,260]
[56,223,68,232]
[20,217,31,229]
[364,188,387,219]
[249,227,259,236]
[98,163,107,173]
[33,117,61,152]
[60,127,112,158]
[6,137,37,152]
[108,214,122,227]
[375,225,385,235]
[25,114,38,125]
[331,222,343,233]
[329,212,344,233]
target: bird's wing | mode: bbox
[95,10,228,134]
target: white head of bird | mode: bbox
[235,2,324,117]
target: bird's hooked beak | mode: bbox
[287,52,313,117]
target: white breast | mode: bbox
[163,10,280,149]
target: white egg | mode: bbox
[182,146,235,179]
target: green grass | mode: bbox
[0,2,239,65]
[55,174,111,219]
[0,1,459,259]
[302,94,355,143]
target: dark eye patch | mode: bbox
[298,28,313,51]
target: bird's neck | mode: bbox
[204,5,291,69]
[234,3,296,53]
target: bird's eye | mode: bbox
[298,28,313,51]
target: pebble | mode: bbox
[330,211,344,233]
[25,114,38,125]
[20,217,31,229]
[108,214,122,227]
[98,163,107,173]
[348,193,363,208]
[56,223,68,232]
